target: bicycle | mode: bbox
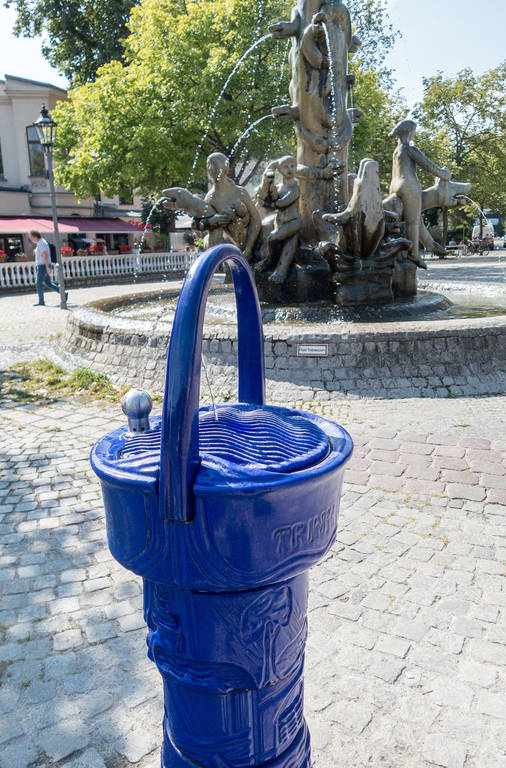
[468,241,489,256]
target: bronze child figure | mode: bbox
[255,156,302,284]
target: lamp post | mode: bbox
[33,105,67,310]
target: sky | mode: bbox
[0,0,504,101]
[0,5,68,89]
[385,0,505,107]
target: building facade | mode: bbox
[0,74,143,260]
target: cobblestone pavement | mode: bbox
[1,394,505,768]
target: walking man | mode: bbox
[29,230,67,306]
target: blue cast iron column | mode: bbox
[91,244,352,767]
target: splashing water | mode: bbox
[186,34,272,188]
[455,196,492,229]
[229,115,273,162]
[348,75,355,173]
[255,0,266,45]
[243,0,267,129]
[322,23,341,210]
[202,356,218,421]
[265,40,291,159]
[137,197,168,265]
[345,40,353,111]
[232,40,289,177]
[349,137,355,175]
[348,85,355,172]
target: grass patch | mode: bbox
[67,367,116,396]
[0,359,119,404]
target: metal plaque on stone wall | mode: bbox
[296,344,329,357]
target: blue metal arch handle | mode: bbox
[159,244,265,522]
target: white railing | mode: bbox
[0,251,194,289]
[0,260,39,288]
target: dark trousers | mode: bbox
[36,264,59,304]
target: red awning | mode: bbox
[0,217,140,234]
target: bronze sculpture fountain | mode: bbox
[162,0,470,308]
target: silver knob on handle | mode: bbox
[121,388,152,434]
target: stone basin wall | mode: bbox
[60,296,506,402]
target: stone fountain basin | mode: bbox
[60,283,506,401]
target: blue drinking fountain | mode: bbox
[91,243,353,767]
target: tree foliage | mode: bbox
[140,195,176,235]
[349,64,405,191]
[6,0,398,86]
[413,64,506,218]
[54,0,293,196]
[5,0,136,83]
[347,0,399,75]
[53,0,400,198]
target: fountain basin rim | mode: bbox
[75,286,506,341]
[61,291,506,402]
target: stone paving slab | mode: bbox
[0,394,505,767]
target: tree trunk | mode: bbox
[442,207,449,249]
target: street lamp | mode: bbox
[33,105,67,309]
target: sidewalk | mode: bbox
[0,393,505,768]
[1,266,505,768]
[424,254,506,285]
[0,279,182,346]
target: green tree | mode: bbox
[413,65,506,238]
[5,0,136,83]
[53,0,400,198]
[141,195,176,235]
[349,63,405,191]
[6,0,398,86]
[347,0,399,75]
[53,0,293,197]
